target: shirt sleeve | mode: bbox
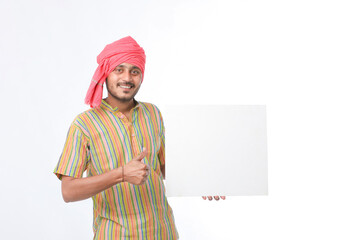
[157,110,165,166]
[53,122,90,180]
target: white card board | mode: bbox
[161,105,268,197]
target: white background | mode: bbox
[1,0,359,239]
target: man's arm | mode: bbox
[61,168,123,202]
[61,149,149,202]
[160,164,165,180]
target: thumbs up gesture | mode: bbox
[123,148,150,185]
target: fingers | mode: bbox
[125,147,152,185]
[202,195,226,201]
[139,165,151,185]
[142,164,150,174]
[139,178,148,185]
[143,165,150,177]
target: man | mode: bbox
[54,36,179,239]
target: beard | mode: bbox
[105,79,141,103]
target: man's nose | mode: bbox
[121,70,132,81]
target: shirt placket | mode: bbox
[117,110,141,159]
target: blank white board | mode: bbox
[161,105,268,197]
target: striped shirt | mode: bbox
[54,99,179,239]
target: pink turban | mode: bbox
[85,36,146,108]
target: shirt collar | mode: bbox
[100,98,141,113]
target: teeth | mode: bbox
[120,85,131,89]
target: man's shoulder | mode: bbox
[73,107,97,120]
[70,106,100,127]
[139,102,160,112]
[138,101,162,114]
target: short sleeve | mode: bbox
[53,122,90,180]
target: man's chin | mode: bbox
[108,88,139,103]
[116,97,133,103]
[113,95,136,103]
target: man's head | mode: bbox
[85,36,146,108]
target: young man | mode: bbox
[54,36,179,239]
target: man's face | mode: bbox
[105,62,143,103]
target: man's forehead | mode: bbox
[115,63,140,69]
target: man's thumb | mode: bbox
[134,148,147,161]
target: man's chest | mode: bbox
[85,114,161,172]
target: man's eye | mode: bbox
[132,70,140,75]
[115,68,122,72]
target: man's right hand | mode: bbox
[123,148,150,185]
[60,148,150,203]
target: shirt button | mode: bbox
[120,115,125,119]
[132,133,136,137]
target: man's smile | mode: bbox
[120,85,132,89]
[118,83,135,89]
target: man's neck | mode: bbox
[104,97,136,114]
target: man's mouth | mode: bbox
[118,83,134,89]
